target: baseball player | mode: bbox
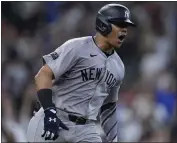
[27,3,136,142]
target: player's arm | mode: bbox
[36,40,79,109]
[109,82,121,102]
[102,81,122,105]
[99,82,121,142]
[35,64,54,109]
[35,65,53,90]
[35,64,69,141]
[35,40,79,140]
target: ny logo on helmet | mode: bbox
[100,23,107,31]
[125,11,130,19]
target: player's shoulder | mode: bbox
[67,36,91,44]
[59,36,91,50]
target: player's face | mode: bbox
[107,23,128,48]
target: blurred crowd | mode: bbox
[1,1,177,142]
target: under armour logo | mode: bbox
[49,117,56,122]
[125,11,130,18]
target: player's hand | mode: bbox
[41,107,69,140]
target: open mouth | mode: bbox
[118,35,126,42]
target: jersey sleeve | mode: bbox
[107,63,125,102]
[109,81,122,102]
[42,41,79,80]
[108,58,125,102]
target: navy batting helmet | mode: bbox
[96,4,136,36]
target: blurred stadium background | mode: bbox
[1,1,177,142]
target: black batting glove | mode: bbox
[41,107,69,140]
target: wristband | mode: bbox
[37,89,55,110]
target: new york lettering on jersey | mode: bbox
[81,68,117,88]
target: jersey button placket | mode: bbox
[85,57,107,118]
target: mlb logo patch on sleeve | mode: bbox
[50,52,59,60]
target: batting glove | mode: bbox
[41,107,69,140]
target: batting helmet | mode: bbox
[96,4,136,36]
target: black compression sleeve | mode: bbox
[37,89,55,110]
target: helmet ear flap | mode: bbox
[96,14,112,36]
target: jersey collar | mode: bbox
[91,36,115,58]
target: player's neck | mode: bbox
[94,34,113,53]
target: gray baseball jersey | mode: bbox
[43,36,125,120]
